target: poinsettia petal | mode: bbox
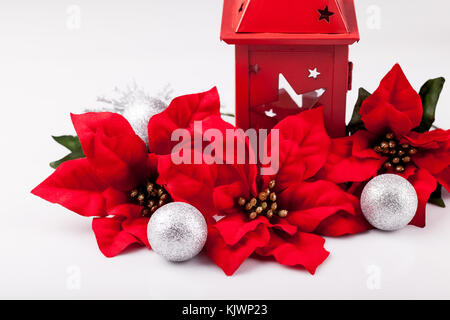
[408,168,437,228]
[404,129,450,149]
[102,187,128,211]
[147,153,160,180]
[71,112,148,191]
[148,88,221,155]
[360,64,423,137]
[200,116,258,197]
[213,181,250,214]
[362,100,416,138]
[206,225,270,276]
[256,231,329,275]
[434,166,450,192]
[157,153,218,222]
[414,150,450,178]
[31,158,109,217]
[351,130,381,158]
[405,130,450,180]
[108,203,143,219]
[122,217,151,249]
[212,213,269,246]
[398,165,417,180]
[92,217,145,257]
[281,181,361,233]
[262,107,330,188]
[316,212,371,236]
[269,217,298,236]
[321,131,383,183]
[156,115,258,220]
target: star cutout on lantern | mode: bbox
[279,74,326,110]
[308,68,320,79]
[318,6,334,23]
[265,109,277,118]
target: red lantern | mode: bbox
[221,0,360,137]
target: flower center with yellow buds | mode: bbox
[373,132,418,173]
[237,180,288,220]
[129,180,172,217]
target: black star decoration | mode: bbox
[318,6,334,23]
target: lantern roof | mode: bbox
[221,0,359,45]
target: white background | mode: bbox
[0,0,449,299]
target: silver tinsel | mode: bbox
[87,83,172,144]
[147,202,207,262]
[361,174,418,231]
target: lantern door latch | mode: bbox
[348,61,354,91]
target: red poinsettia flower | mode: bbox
[32,88,221,257]
[157,107,365,275]
[321,64,450,230]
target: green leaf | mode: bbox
[346,88,371,135]
[52,135,82,152]
[50,135,85,169]
[50,150,85,169]
[415,77,445,133]
[428,184,446,208]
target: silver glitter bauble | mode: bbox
[361,174,418,231]
[122,98,166,145]
[88,83,171,145]
[147,202,207,262]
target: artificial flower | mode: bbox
[321,64,450,229]
[32,88,221,257]
[157,107,365,275]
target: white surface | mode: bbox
[0,0,449,299]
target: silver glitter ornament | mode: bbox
[122,98,166,145]
[361,174,418,231]
[147,202,207,262]
[89,83,171,145]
